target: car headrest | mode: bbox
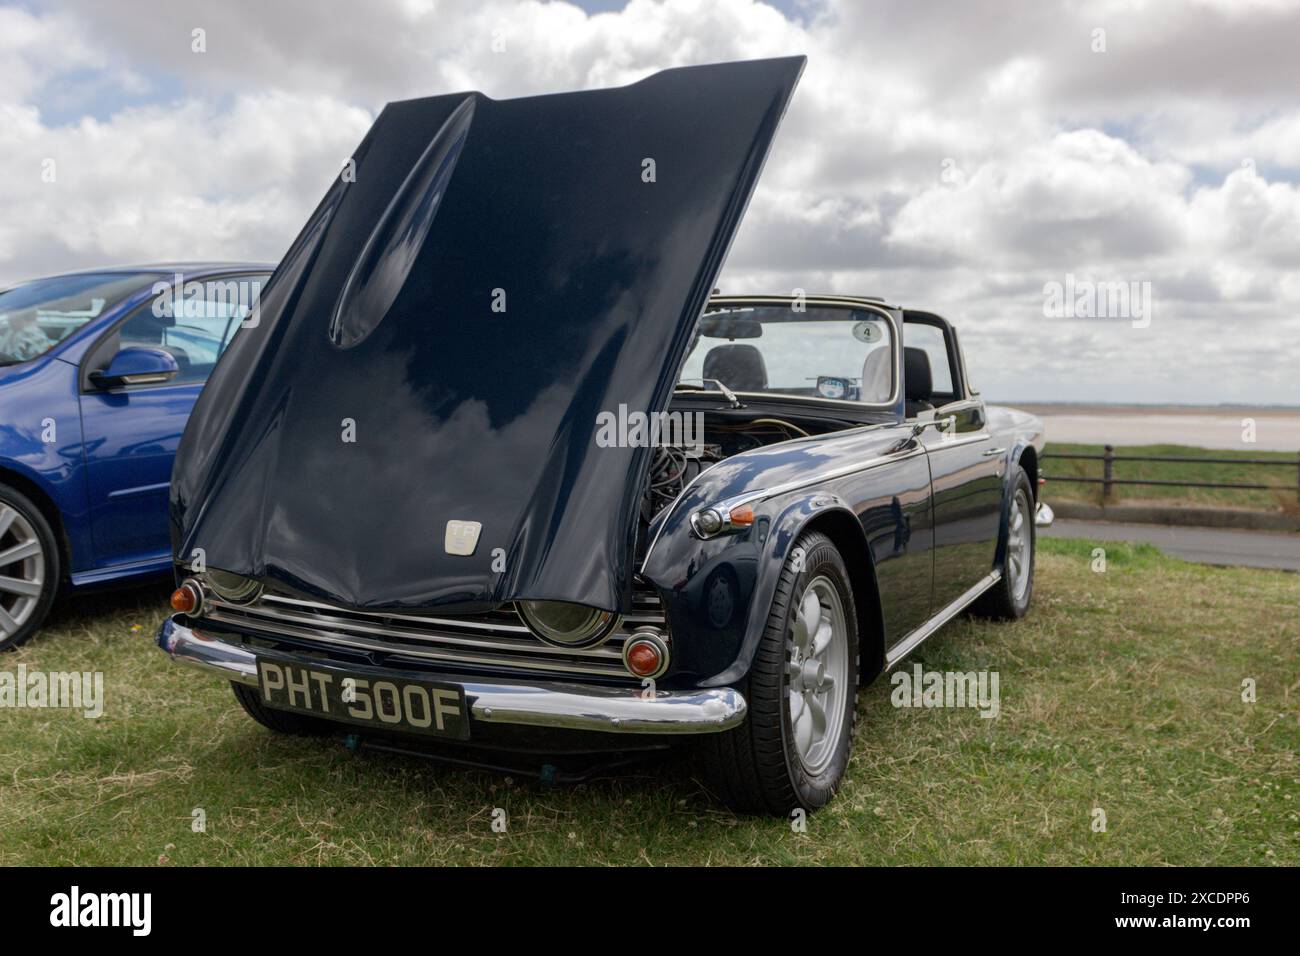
[904,347,933,403]
[859,347,892,403]
[703,343,767,392]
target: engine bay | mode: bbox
[639,410,857,525]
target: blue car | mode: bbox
[0,262,273,648]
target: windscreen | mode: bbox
[679,305,895,404]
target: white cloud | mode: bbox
[0,90,372,272]
[1,0,1298,404]
[888,130,1193,264]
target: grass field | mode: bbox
[1042,442,1300,514]
[1,539,1296,866]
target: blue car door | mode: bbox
[77,274,266,571]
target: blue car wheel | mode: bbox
[0,483,61,650]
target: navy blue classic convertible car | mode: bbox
[157,57,1050,814]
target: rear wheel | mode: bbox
[231,682,333,735]
[0,484,60,651]
[703,530,859,815]
[973,466,1035,620]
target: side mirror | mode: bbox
[89,347,179,389]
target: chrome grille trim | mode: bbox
[200,590,666,680]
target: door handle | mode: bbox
[981,447,1005,457]
[911,415,955,438]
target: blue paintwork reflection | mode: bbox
[0,264,272,588]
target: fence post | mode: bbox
[1102,444,1114,504]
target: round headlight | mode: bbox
[204,569,263,604]
[517,600,618,648]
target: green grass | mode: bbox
[1043,442,1300,514]
[1,543,1297,866]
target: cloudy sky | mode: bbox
[2,0,1298,404]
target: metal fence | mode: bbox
[1042,445,1300,502]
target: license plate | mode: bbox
[254,656,469,740]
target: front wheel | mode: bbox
[703,530,859,815]
[973,466,1036,620]
[0,483,60,651]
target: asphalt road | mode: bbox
[1041,519,1300,571]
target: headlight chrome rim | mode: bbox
[203,569,263,605]
[516,600,619,648]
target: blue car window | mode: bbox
[117,274,269,385]
[0,272,159,366]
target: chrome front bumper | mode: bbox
[157,617,746,735]
[1035,501,1055,527]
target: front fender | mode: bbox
[639,420,921,688]
[0,358,91,571]
[642,488,875,689]
[988,407,1045,568]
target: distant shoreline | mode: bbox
[993,403,1300,451]
[991,402,1300,417]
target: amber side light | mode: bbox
[728,504,755,526]
[170,581,201,614]
[625,641,663,678]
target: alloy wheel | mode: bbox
[786,575,850,776]
[1006,489,1032,602]
[0,504,45,641]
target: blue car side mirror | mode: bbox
[89,347,180,389]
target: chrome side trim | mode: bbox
[722,445,926,507]
[924,432,990,452]
[688,446,928,540]
[157,617,745,734]
[884,571,1002,671]
[642,419,884,564]
[646,444,926,561]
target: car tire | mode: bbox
[231,682,334,736]
[703,530,859,815]
[972,465,1036,620]
[0,483,61,651]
